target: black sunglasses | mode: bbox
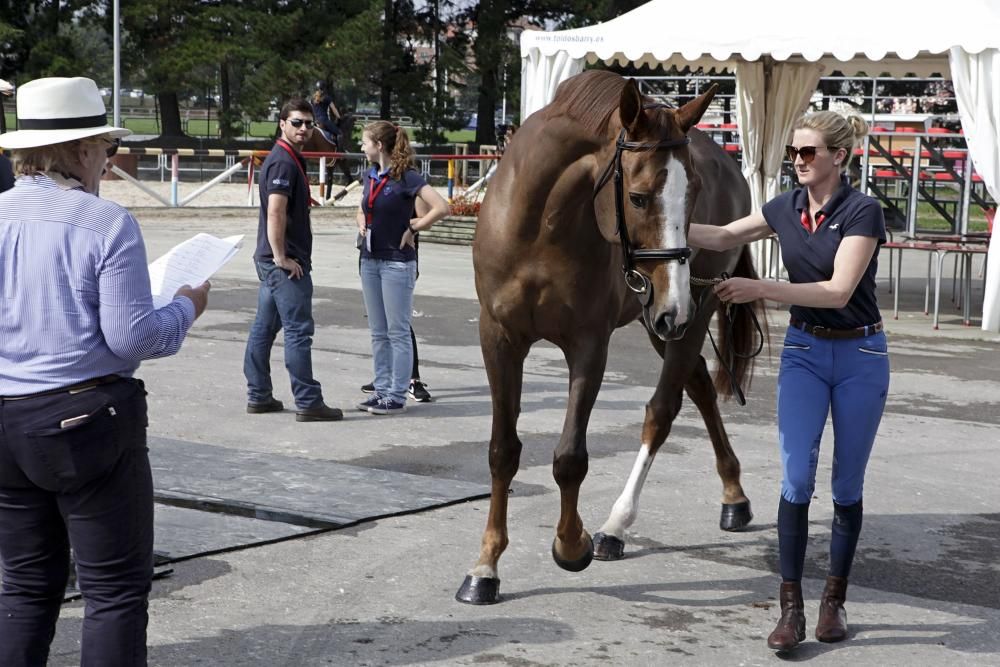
[287,118,315,129]
[105,138,120,158]
[785,145,835,164]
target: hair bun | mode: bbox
[847,114,869,140]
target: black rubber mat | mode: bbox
[149,437,489,529]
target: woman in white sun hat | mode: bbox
[0,77,210,666]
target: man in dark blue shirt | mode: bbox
[244,98,342,422]
[0,154,13,193]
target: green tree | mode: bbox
[410,0,471,144]
[0,1,111,82]
[313,0,460,143]
[120,1,382,141]
[314,0,384,109]
[122,0,204,137]
[462,0,645,145]
[123,0,329,139]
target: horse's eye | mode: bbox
[629,193,648,209]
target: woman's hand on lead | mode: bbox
[713,277,763,304]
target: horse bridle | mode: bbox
[593,103,693,307]
[592,104,763,406]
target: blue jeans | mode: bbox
[244,260,323,409]
[360,258,416,403]
[776,326,890,504]
[0,378,152,666]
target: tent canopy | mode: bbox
[521,0,999,91]
[520,0,1000,331]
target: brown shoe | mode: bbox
[815,576,848,642]
[247,398,283,414]
[767,581,806,651]
[295,403,344,422]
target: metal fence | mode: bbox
[632,75,959,125]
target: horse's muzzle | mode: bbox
[646,301,694,341]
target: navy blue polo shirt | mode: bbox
[255,141,313,270]
[312,94,333,126]
[0,155,14,193]
[762,176,886,329]
[360,166,427,262]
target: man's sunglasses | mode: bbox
[287,118,315,129]
[105,138,120,158]
[785,145,835,164]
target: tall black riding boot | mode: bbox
[767,581,806,651]
[815,575,849,642]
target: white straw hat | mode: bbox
[0,77,131,149]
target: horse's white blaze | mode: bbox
[597,444,655,539]
[658,155,691,325]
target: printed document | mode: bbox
[148,233,243,309]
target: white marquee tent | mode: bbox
[520,0,1000,332]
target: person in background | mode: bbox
[356,121,448,415]
[0,76,210,667]
[0,77,12,134]
[244,98,343,422]
[361,197,435,403]
[0,153,13,192]
[0,80,12,191]
[311,81,342,146]
[360,324,432,402]
[688,111,888,653]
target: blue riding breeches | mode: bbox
[776,325,890,505]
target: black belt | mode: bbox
[0,375,123,402]
[789,318,883,340]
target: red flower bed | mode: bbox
[449,197,481,217]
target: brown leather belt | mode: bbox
[789,318,883,340]
[0,375,123,401]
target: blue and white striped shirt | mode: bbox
[0,174,196,395]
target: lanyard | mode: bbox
[365,173,390,227]
[274,139,311,208]
[800,209,825,233]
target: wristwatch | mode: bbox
[408,223,418,235]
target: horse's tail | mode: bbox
[713,245,770,399]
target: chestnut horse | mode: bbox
[300,111,357,198]
[456,70,765,605]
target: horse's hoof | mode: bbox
[720,500,753,531]
[455,575,501,605]
[551,535,594,572]
[592,532,625,561]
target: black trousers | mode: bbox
[0,378,152,667]
[410,325,421,379]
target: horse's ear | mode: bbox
[618,78,644,133]
[675,84,718,133]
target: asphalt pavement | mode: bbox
[45,205,1000,666]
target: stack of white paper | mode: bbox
[148,233,244,309]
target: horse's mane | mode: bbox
[542,70,628,139]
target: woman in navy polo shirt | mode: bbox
[356,121,448,415]
[311,81,341,145]
[689,111,888,652]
